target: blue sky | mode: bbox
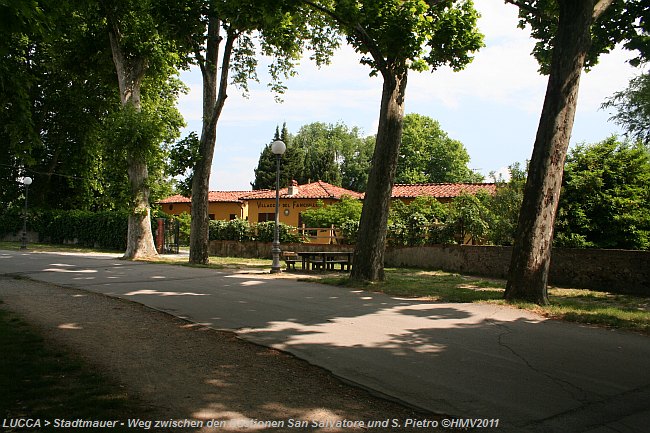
[176,2,644,191]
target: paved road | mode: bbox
[1,250,649,432]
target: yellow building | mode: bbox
[158,191,248,220]
[158,181,363,226]
[158,181,496,224]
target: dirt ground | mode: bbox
[0,276,445,433]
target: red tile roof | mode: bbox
[158,194,190,204]
[159,182,495,205]
[209,191,252,203]
[158,191,252,204]
[391,183,497,199]
[242,180,363,200]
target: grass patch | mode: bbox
[317,268,650,334]
[144,255,273,270]
[0,241,121,254]
[0,308,153,430]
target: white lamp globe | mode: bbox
[270,140,286,155]
[23,177,32,186]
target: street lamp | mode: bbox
[20,176,33,250]
[270,139,286,273]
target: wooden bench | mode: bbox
[282,251,299,270]
[325,258,351,271]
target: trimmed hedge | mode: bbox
[208,219,305,243]
[1,208,129,251]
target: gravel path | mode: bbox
[0,276,439,432]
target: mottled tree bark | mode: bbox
[505,0,612,304]
[351,70,407,282]
[108,27,158,260]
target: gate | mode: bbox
[155,218,180,254]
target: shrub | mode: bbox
[0,209,129,250]
[253,221,304,243]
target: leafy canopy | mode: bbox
[508,0,650,74]
[603,72,650,146]
[397,113,483,184]
[302,0,484,76]
[555,136,650,249]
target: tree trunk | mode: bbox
[350,69,407,282]
[505,0,603,304]
[189,20,234,265]
[108,27,158,260]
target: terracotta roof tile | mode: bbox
[391,183,497,199]
[159,182,494,205]
[242,180,363,200]
[158,194,190,204]
[208,191,251,203]
[158,191,252,204]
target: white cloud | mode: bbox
[173,0,645,191]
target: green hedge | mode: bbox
[208,219,305,243]
[1,208,129,251]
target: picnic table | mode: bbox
[285,251,353,271]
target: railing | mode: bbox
[294,224,343,245]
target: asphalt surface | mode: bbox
[1,250,649,432]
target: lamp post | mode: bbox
[20,176,33,250]
[270,139,286,273]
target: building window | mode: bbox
[168,205,174,210]
[209,214,215,220]
[229,214,236,220]
[258,212,275,222]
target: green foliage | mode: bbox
[555,137,650,250]
[339,220,360,245]
[251,125,297,190]
[252,122,373,191]
[603,72,650,146]
[323,0,484,76]
[169,211,191,246]
[509,0,649,75]
[168,132,200,196]
[487,163,527,246]
[445,192,492,245]
[300,197,363,228]
[387,197,452,246]
[253,221,304,243]
[397,114,483,183]
[209,219,254,242]
[0,208,129,250]
[207,219,304,244]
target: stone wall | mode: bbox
[208,240,353,258]
[384,245,650,296]
[209,240,649,295]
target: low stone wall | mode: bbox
[208,240,353,258]
[209,240,649,295]
[384,245,650,296]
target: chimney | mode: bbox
[287,179,299,196]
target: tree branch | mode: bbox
[210,29,238,129]
[504,0,540,16]
[300,0,389,74]
[593,0,614,20]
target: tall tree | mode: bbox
[98,0,192,259]
[251,121,375,191]
[504,0,649,304]
[603,72,650,146]
[303,0,483,282]
[340,134,374,192]
[251,125,302,190]
[187,0,338,264]
[396,113,483,184]
[0,0,125,211]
